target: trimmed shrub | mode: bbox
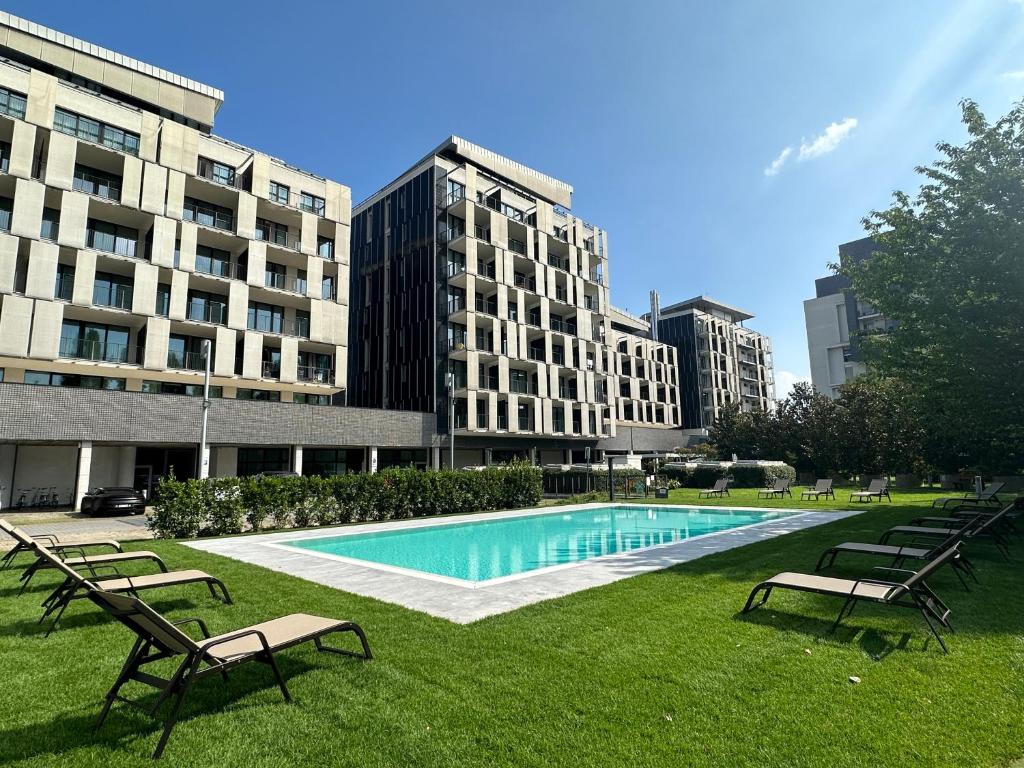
[658,463,796,489]
[149,465,543,539]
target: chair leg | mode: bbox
[96,638,148,730]
[814,549,836,572]
[315,624,374,660]
[152,662,200,760]
[918,607,949,654]
[263,652,292,702]
[742,584,772,613]
[829,598,856,633]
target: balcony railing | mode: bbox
[527,348,545,362]
[508,238,526,256]
[514,274,536,291]
[440,227,466,244]
[73,171,120,201]
[510,379,535,395]
[478,375,499,391]
[257,223,303,252]
[196,260,246,281]
[196,158,243,189]
[59,337,142,364]
[264,272,305,295]
[167,350,209,372]
[447,297,467,314]
[184,202,234,232]
[262,361,281,379]
[477,263,496,279]
[297,365,333,383]
[518,416,534,431]
[54,279,74,301]
[446,262,466,278]
[589,269,605,285]
[473,224,490,242]
[249,318,309,338]
[186,303,227,325]
[474,297,498,316]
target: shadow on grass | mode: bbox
[0,597,197,638]
[0,655,328,763]
[735,606,920,658]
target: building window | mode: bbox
[86,219,138,257]
[269,181,290,205]
[264,261,287,290]
[299,192,325,216]
[24,371,125,390]
[40,207,60,241]
[167,335,211,371]
[316,236,334,259]
[0,86,26,120]
[156,283,171,317]
[248,301,284,333]
[321,275,335,300]
[304,448,355,475]
[183,197,233,231]
[142,380,222,398]
[237,447,289,476]
[197,156,235,186]
[297,351,332,383]
[54,264,75,301]
[255,217,289,246]
[236,389,281,402]
[93,271,134,310]
[186,290,228,324]
[73,164,121,200]
[60,320,131,363]
[293,393,330,406]
[53,107,139,155]
[195,244,232,277]
[552,408,565,433]
[0,196,12,231]
[295,310,311,339]
[295,269,307,295]
[0,141,9,173]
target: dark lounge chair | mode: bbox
[742,545,961,652]
[89,589,372,758]
[878,502,1017,559]
[849,478,891,503]
[30,541,231,635]
[931,482,1005,509]
[814,521,978,590]
[758,479,792,499]
[698,478,730,499]
[801,479,835,501]
[0,517,121,569]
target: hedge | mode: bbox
[149,465,543,539]
[657,463,796,489]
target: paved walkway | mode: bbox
[188,504,862,623]
[0,513,153,550]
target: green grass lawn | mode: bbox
[1,489,1021,767]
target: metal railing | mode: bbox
[256,222,303,252]
[297,365,333,383]
[195,259,246,281]
[473,224,490,242]
[527,348,545,362]
[262,361,281,379]
[263,271,306,295]
[184,202,234,232]
[514,273,536,291]
[73,171,120,201]
[167,350,209,372]
[59,337,142,364]
[196,158,245,189]
[447,297,467,314]
[446,262,466,278]
[508,238,526,255]
[510,379,535,395]
[477,263,496,279]
[478,375,499,391]
[186,303,227,325]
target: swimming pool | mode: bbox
[283,505,802,584]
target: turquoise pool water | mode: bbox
[284,505,799,582]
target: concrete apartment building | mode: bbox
[607,306,681,429]
[803,237,891,397]
[0,13,435,507]
[348,136,623,466]
[648,295,775,432]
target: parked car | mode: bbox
[80,487,147,516]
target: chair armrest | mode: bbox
[57,546,88,561]
[30,534,60,545]
[199,628,272,657]
[172,617,211,639]
[871,566,919,577]
[72,563,123,579]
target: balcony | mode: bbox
[508,238,527,256]
[256,219,303,252]
[514,273,537,292]
[473,224,490,242]
[167,350,209,372]
[510,379,535,395]
[196,157,243,189]
[0,88,26,120]
[184,199,234,232]
[527,347,545,362]
[297,365,333,384]
[477,262,496,280]
[263,271,306,296]
[186,303,228,325]
[59,337,143,365]
[478,375,499,391]
[73,169,120,201]
[589,269,605,285]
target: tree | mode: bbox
[841,100,1024,474]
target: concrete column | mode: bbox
[293,445,303,476]
[368,446,378,474]
[431,447,440,470]
[74,441,92,511]
[117,446,136,487]
[530,446,538,466]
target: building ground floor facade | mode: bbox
[0,382,700,509]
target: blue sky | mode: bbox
[12,1,1024,394]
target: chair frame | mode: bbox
[800,480,835,502]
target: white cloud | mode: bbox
[763,117,858,177]
[1001,70,1024,79]
[774,370,810,400]
[797,117,859,161]
[763,146,792,176]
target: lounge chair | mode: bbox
[742,544,960,652]
[849,478,891,503]
[4,525,168,591]
[931,481,1005,510]
[88,589,372,759]
[30,541,231,635]
[757,479,792,499]
[814,520,978,590]
[878,502,1017,558]
[0,518,121,569]
[698,478,730,499]
[800,479,835,501]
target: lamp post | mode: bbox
[447,372,455,470]
[198,339,212,479]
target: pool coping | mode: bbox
[185,503,863,623]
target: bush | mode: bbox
[657,463,796,489]
[149,465,544,539]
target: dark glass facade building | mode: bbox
[655,313,702,429]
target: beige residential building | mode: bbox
[349,136,615,464]
[607,306,681,430]
[0,12,350,409]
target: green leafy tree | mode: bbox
[841,100,1024,473]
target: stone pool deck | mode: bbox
[186,504,862,623]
